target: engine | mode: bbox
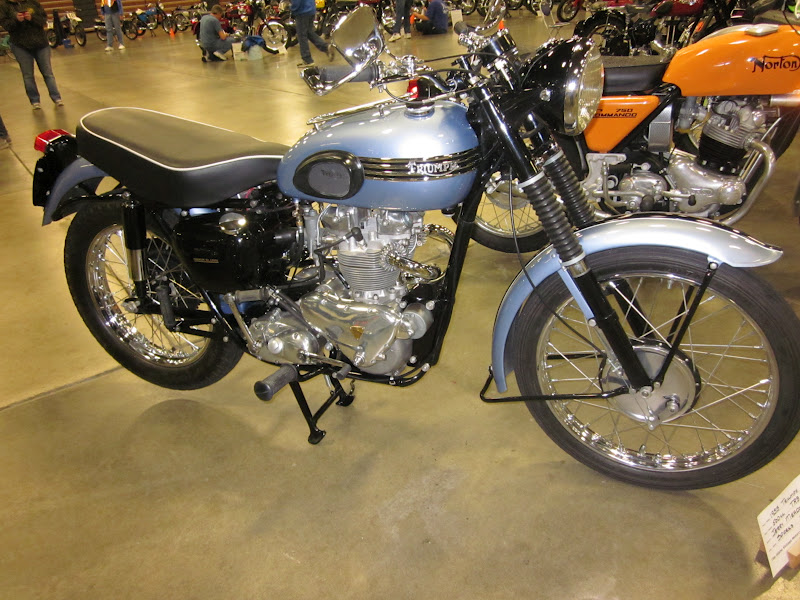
[583,97,775,219]
[242,204,447,375]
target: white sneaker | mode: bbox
[405,32,411,38]
[104,46,113,52]
[388,32,401,42]
[213,50,228,61]
[118,45,125,50]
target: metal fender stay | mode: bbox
[42,158,109,225]
[490,214,783,393]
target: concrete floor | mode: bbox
[1,13,799,600]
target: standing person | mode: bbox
[0,0,63,109]
[291,0,334,68]
[413,0,448,35]
[0,112,10,149]
[388,0,412,41]
[101,0,125,51]
[199,4,233,61]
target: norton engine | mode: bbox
[243,205,447,376]
[585,97,776,219]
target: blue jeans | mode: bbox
[393,0,411,34]
[296,12,327,64]
[104,12,125,47]
[10,44,61,105]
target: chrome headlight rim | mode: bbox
[563,42,604,135]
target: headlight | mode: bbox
[563,42,604,135]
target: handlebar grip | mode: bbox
[453,21,472,35]
[318,64,379,85]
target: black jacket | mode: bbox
[0,0,48,50]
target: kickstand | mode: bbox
[289,377,355,444]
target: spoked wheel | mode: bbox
[64,201,243,389]
[123,20,140,40]
[96,24,108,42]
[47,28,58,48]
[259,21,287,53]
[161,15,174,33]
[75,24,87,46]
[472,172,547,253]
[381,5,396,34]
[512,247,800,489]
[461,0,477,15]
[556,0,580,22]
[476,0,489,16]
[174,13,190,31]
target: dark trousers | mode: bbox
[296,12,327,64]
[415,21,446,35]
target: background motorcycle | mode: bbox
[47,12,86,47]
[29,4,800,490]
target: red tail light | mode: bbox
[34,129,71,153]
[407,79,419,100]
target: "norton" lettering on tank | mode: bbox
[407,160,458,177]
[750,54,800,73]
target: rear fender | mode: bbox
[490,214,783,392]
[40,157,109,225]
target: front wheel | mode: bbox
[556,0,580,22]
[64,201,243,390]
[161,15,174,33]
[511,247,800,489]
[123,20,140,39]
[259,21,287,52]
[74,24,87,46]
[173,13,189,31]
[460,0,477,15]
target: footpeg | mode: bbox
[254,365,298,401]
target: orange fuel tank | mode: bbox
[583,96,660,153]
[662,25,800,97]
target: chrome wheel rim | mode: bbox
[535,271,778,472]
[86,226,211,366]
[476,172,543,240]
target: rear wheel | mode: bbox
[64,201,243,390]
[75,24,87,46]
[161,15,174,33]
[47,28,58,48]
[96,23,108,42]
[556,0,580,22]
[174,13,190,31]
[512,247,800,489]
[575,13,629,55]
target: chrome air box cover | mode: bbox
[278,101,479,210]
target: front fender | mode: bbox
[490,214,783,392]
[41,158,109,225]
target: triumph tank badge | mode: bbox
[407,160,458,177]
[750,55,800,74]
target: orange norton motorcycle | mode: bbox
[473,21,800,252]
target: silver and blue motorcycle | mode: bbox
[32,3,800,489]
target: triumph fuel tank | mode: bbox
[277,100,480,210]
[663,24,800,97]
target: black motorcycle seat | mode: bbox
[76,107,289,208]
[602,55,670,94]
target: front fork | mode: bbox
[474,83,652,391]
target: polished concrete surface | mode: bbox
[1,14,799,599]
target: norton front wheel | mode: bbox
[471,172,547,253]
[511,247,800,489]
[64,201,243,389]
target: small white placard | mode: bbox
[758,473,800,577]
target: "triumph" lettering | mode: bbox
[750,54,800,73]
[407,160,458,177]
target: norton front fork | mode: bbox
[475,85,652,391]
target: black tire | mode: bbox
[259,21,287,52]
[173,13,190,31]
[96,24,108,42]
[47,28,58,48]
[123,20,140,40]
[508,0,524,9]
[461,0,477,15]
[574,13,628,56]
[470,172,547,253]
[512,247,800,490]
[556,0,580,22]
[64,201,243,390]
[161,15,174,33]
[75,24,87,46]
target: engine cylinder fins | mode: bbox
[337,248,400,293]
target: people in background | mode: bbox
[388,0,412,42]
[291,0,334,67]
[101,0,125,51]
[0,0,63,109]
[199,4,233,61]
[414,0,448,35]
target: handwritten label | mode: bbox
[758,473,800,577]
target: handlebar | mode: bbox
[317,64,380,85]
